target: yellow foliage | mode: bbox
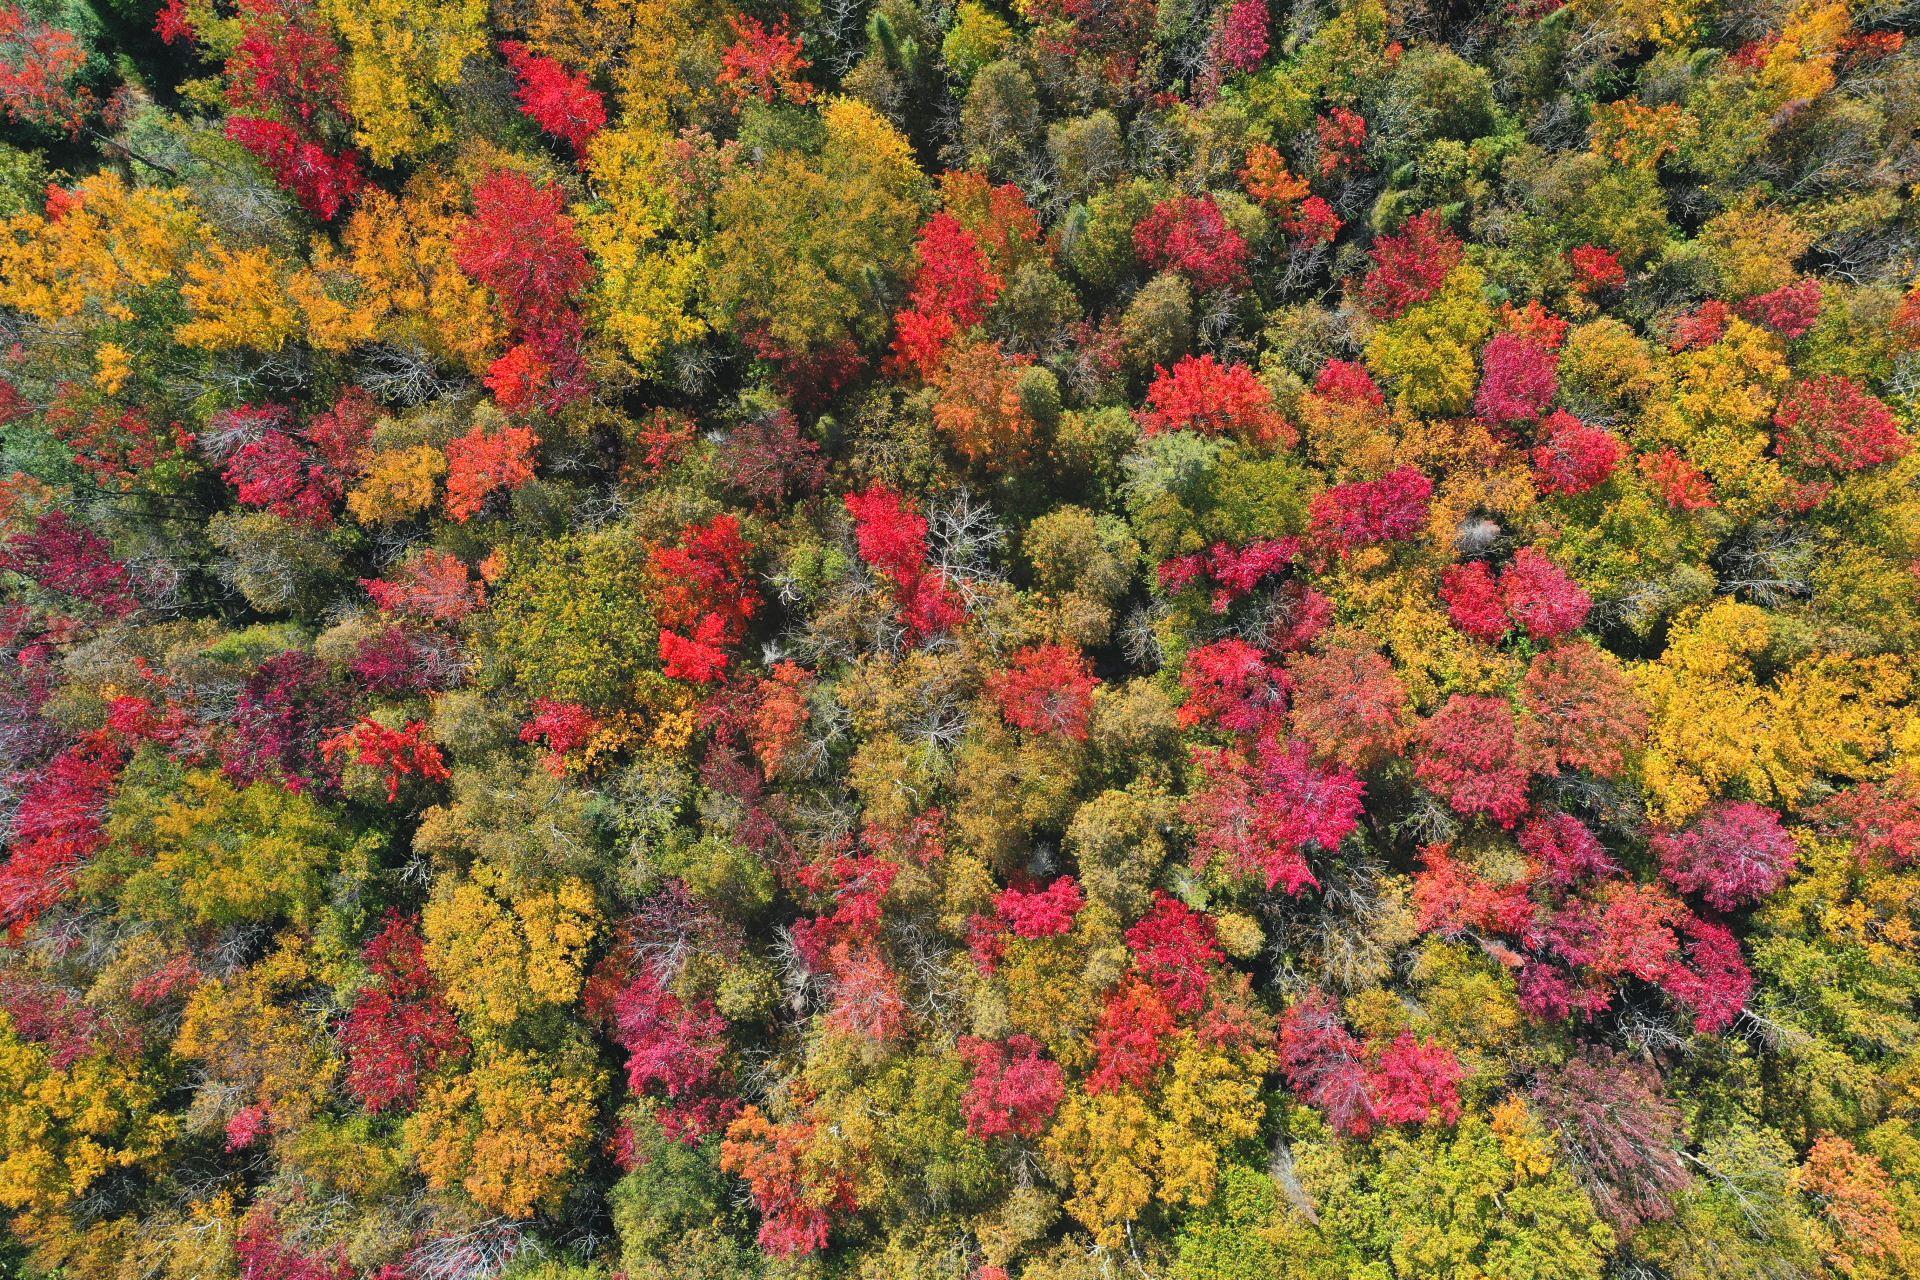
[1639,317,1790,517]
[346,444,447,525]
[93,342,132,395]
[0,1014,174,1224]
[578,124,707,368]
[422,865,599,1030]
[1364,264,1495,419]
[1588,99,1699,169]
[517,0,721,130]
[293,177,503,370]
[404,1046,601,1217]
[1757,2,1850,108]
[174,940,338,1130]
[320,0,489,165]
[176,244,300,352]
[1637,600,1909,821]
[0,173,200,325]
[1700,200,1816,297]
[1041,1026,1270,1248]
[1491,1094,1560,1177]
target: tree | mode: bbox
[1139,354,1295,448]
[707,97,928,352]
[1357,210,1462,319]
[1133,196,1249,293]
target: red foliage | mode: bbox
[1138,354,1295,448]
[320,718,450,802]
[1772,375,1908,472]
[1133,195,1249,292]
[44,386,192,491]
[519,698,599,775]
[1278,994,1462,1137]
[1369,1031,1465,1127]
[341,914,468,1114]
[1653,801,1797,912]
[224,0,346,124]
[0,736,115,927]
[1737,278,1822,338]
[155,0,193,44]
[349,625,460,695]
[1521,811,1619,890]
[0,976,133,1068]
[844,485,967,642]
[1276,993,1372,1132]
[1177,638,1287,733]
[1187,728,1363,893]
[498,40,606,154]
[1158,538,1300,613]
[1813,773,1920,867]
[224,116,364,221]
[1313,358,1385,406]
[1658,915,1751,1034]
[1521,642,1648,779]
[1125,893,1223,1014]
[1668,300,1731,352]
[1568,245,1625,294]
[1308,466,1433,553]
[891,212,1003,379]
[718,411,827,509]
[222,650,347,791]
[1315,106,1367,175]
[722,1110,849,1255]
[305,388,376,478]
[1285,641,1413,771]
[1212,0,1269,75]
[1499,547,1591,640]
[225,428,341,524]
[235,1223,352,1280]
[1440,560,1509,643]
[363,549,484,622]
[996,875,1085,938]
[4,511,137,619]
[0,5,93,133]
[717,15,813,105]
[1088,978,1176,1092]
[613,969,734,1141]
[989,643,1099,739]
[959,1034,1065,1138]
[1415,694,1541,827]
[1473,332,1559,425]
[1357,210,1461,319]
[455,169,593,328]
[1284,194,1342,245]
[1532,411,1624,496]
[1637,449,1717,510]
[443,423,537,522]
[649,515,761,684]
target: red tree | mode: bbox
[1532,412,1623,496]
[340,914,468,1113]
[1138,354,1295,448]
[1358,210,1461,319]
[1653,801,1797,912]
[1308,466,1433,553]
[989,644,1099,739]
[499,41,606,154]
[1474,332,1559,425]
[1133,195,1249,292]
[1772,375,1908,471]
[959,1034,1065,1138]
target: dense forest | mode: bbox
[1,0,1918,1276]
